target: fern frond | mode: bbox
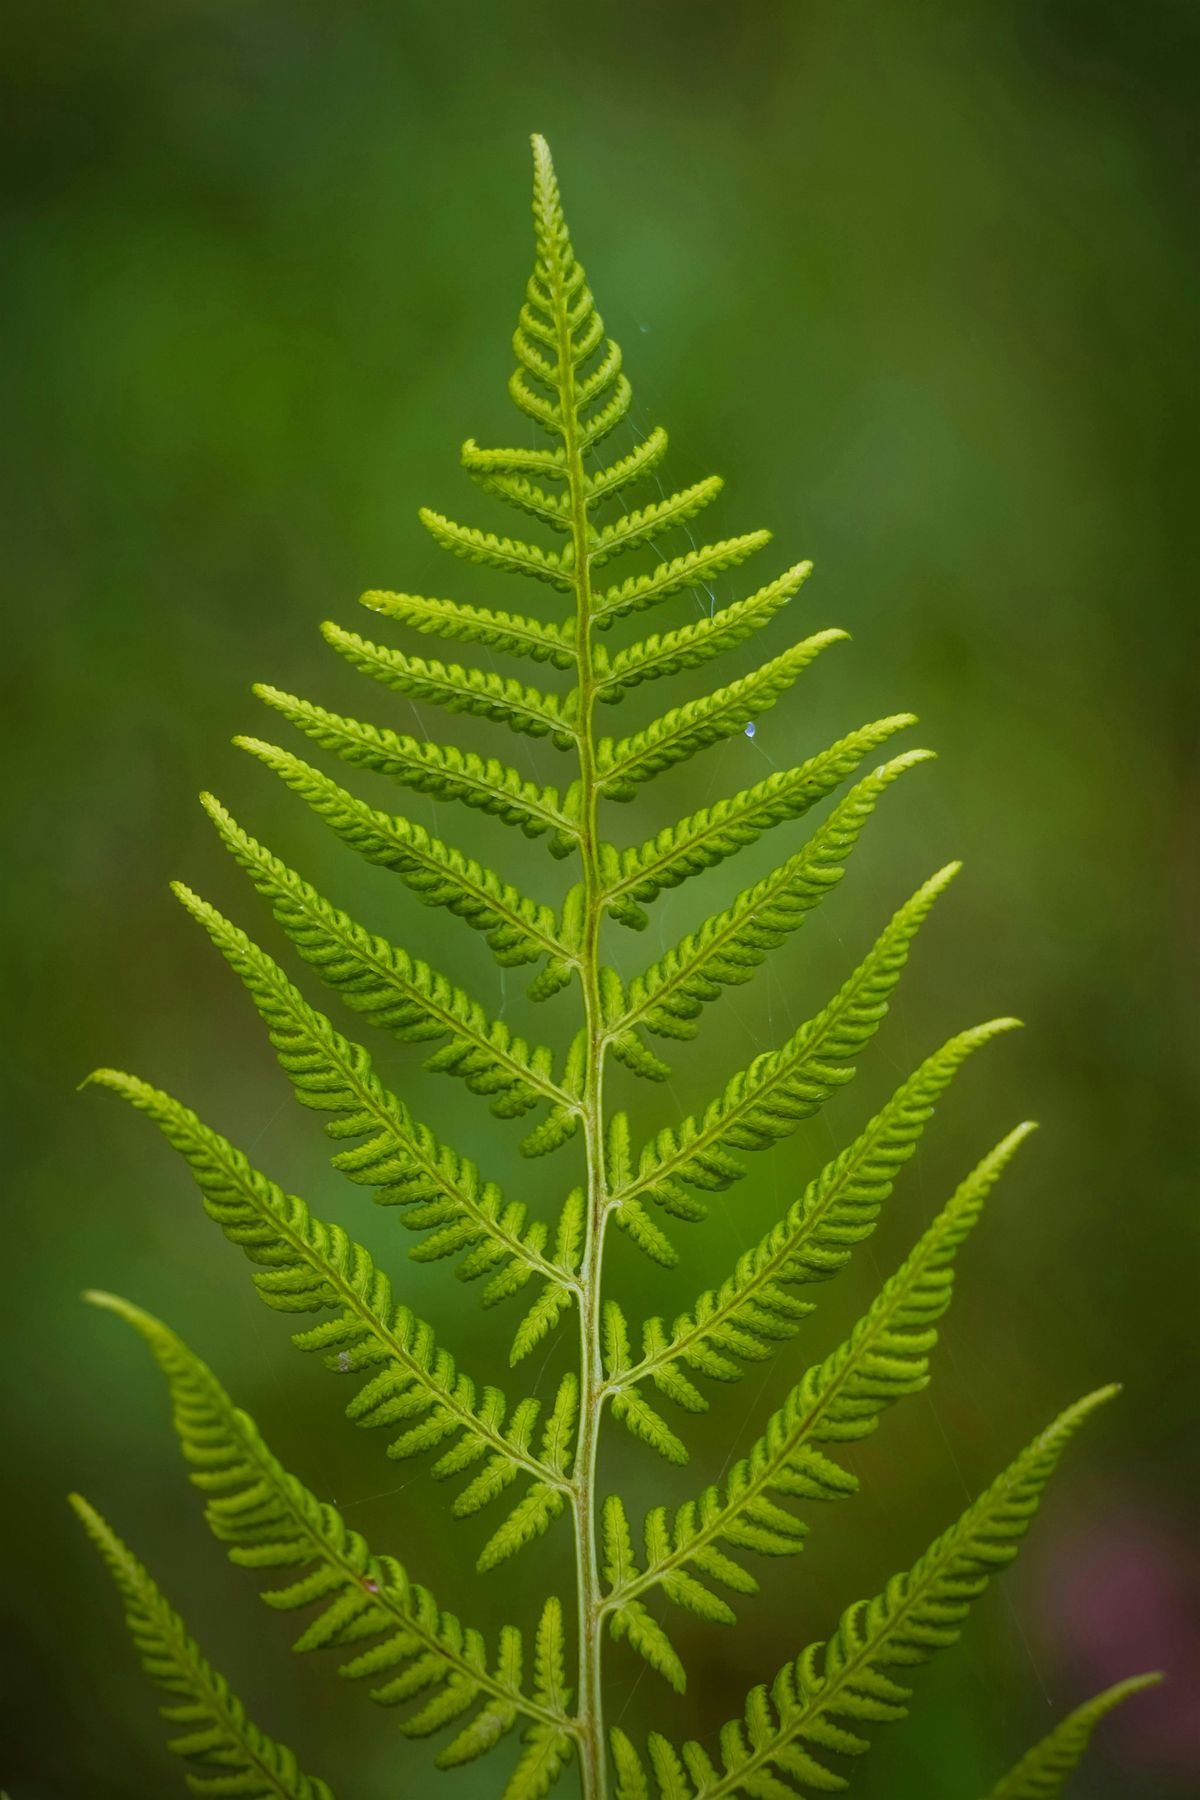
[70,1496,335,1799]
[169,878,566,1295]
[982,1674,1162,1800]
[598,633,846,800]
[361,588,576,669]
[627,1020,1019,1404]
[86,1071,566,1525]
[588,477,724,569]
[592,534,773,629]
[196,806,570,1122]
[581,426,670,501]
[595,562,812,701]
[254,685,573,842]
[236,736,566,971]
[322,623,573,744]
[86,1293,571,1761]
[617,749,931,1043]
[418,507,575,593]
[605,1126,1034,1630]
[638,1388,1118,1798]
[617,865,958,1219]
[600,715,917,919]
[77,133,1130,1800]
[460,438,568,482]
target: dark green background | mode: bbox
[4,2,1197,1796]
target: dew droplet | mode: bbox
[744,721,757,739]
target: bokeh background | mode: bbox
[3,2,1197,1796]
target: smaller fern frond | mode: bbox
[253,685,573,843]
[594,562,812,701]
[588,477,724,570]
[982,1674,1162,1800]
[236,736,566,972]
[636,1387,1119,1798]
[616,865,958,1220]
[360,588,575,668]
[167,880,566,1296]
[603,1126,1034,1636]
[615,749,932,1043]
[460,438,568,483]
[85,1293,572,1762]
[196,807,570,1122]
[581,426,670,502]
[592,534,773,629]
[321,623,573,744]
[86,1072,566,1526]
[417,508,574,591]
[600,714,917,919]
[626,1019,1020,1406]
[597,633,846,800]
[70,1496,335,1800]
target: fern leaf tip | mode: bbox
[82,1287,125,1312]
[81,1066,129,1096]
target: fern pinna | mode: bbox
[75,136,1158,1800]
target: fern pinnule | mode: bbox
[75,131,1156,1800]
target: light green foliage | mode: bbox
[982,1674,1162,1800]
[75,135,1156,1800]
[70,1496,336,1799]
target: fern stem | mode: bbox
[534,140,611,1800]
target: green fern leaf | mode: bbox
[600,714,917,919]
[640,1388,1118,1797]
[621,866,958,1218]
[236,735,565,970]
[982,1674,1162,1800]
[70,1496,335,1799]
[418,507,574,591]
[598,632,846,799]
[76,132,1142,1800]
[322,621,572,743]
[86,1293,568,1759]
[87,1071,565,1523]
[595,561,811,701]
[630,1019,1018,1402]
[254,684,574,841]
[168,877,564,1294]
[459,437,567,482]
[581,425,670,500]
[610,1728,652,1800]
[592,533,773,629]
[607,1126,1034,1625]
[589,476,724,569]
[619,749,931,1042]
[195,804,570,1121]
[609,1600,688,1695]
[360,587,575,668]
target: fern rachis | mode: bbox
[73,135,1159,1800]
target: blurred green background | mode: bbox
[3,1,1197,1796]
